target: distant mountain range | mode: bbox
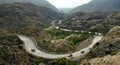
[59,8,72,13]
[0,0,58,12]
[71,0,120,13]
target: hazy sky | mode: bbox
[46,0,92,8]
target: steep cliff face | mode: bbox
[0,0,58,11]
[71,0,120,13]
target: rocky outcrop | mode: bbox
[80,26,120,65]
[81,52,120,65]
[0,34,42,65]
[88,26,120,58]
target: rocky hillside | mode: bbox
[0,34,43,65]
[0,3,62,30]
[81,53,120,65]
[89,26,120,58]
[80,26,120,65]
[0,0,58,12]
[71,0,120,13]
[60,12,120,34]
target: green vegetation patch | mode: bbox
[44,29,92,39]
[68,34,90,45]
[110,51,118,55]
[44,29,75,39]
[43,29,92,53]
[83,62,91,65]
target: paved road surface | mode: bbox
[18,35,102,60]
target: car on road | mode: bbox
[68,54,73,57]
[31,49,35,52]
[89,48,92,50]
[81,51,85,54]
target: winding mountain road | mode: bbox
[45,20,102,35]
[18,35,102,61]
[18,20,103,60]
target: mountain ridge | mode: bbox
[0,3,62,30]
[71,0,120,13]
[0,0,58,12]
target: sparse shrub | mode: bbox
[116,32,120,35]
[83,62,91,65]
[0,63,4,65]
[111,51,118,55]
[35,60,42,65]
[49,58,78,65]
